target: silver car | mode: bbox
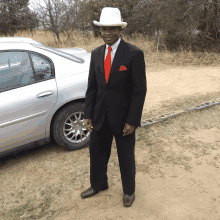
[0,37,92,157]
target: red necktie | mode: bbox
[104,46,112,83]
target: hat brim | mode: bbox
[93,20,127,28]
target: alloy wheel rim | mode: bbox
[63,111,90,143]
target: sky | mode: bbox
[29,0,46,11]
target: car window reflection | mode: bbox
[0,52,35,93]
[30,53,52,80]
[0,51,54,93]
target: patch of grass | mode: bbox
[0,190,54,220]
[163,153,192,171]
[136,127,155,142]
[39,195,52,213]
[137,104,220,176]
[56,189,62,196]
[0,200,35,220]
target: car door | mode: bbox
[0,50,57,152]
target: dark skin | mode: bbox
[100,26,121,46]
[84,26,135,136]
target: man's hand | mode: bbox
[123,123,135,136]
[84,119,93,132]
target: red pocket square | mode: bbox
[119,65,127,71]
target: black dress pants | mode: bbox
[89,111,136,195]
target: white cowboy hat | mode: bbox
[93,7,127,28]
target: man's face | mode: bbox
[100,26,121,46]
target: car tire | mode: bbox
[52,102,90,150]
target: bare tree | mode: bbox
[35,0,79,42]
[33,0,220,50]
[131,0,220,51]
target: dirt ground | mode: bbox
[1,66,220,220]
[143,66,220,117]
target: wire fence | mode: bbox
[141,98,220,127]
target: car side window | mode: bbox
[0,51,35,93]
[30,53,53,81]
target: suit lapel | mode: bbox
[106,39,127,87]
[98,44,106,86]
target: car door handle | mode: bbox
[37,91,54,98]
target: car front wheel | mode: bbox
[52,102,90,150]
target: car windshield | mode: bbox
[31,43,85,63]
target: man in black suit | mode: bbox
[81,7,147,207]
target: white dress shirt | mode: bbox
[105,37,121,64]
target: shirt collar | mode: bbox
[106,37,121,52]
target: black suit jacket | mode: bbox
[84,39,147,134]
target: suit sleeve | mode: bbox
[84,52,97,119]
[126,50,147,127]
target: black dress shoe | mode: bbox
[81,185,108,199]
[123,194,135,207]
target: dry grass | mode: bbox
[10,30,220,68]
[13,30,102,51]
